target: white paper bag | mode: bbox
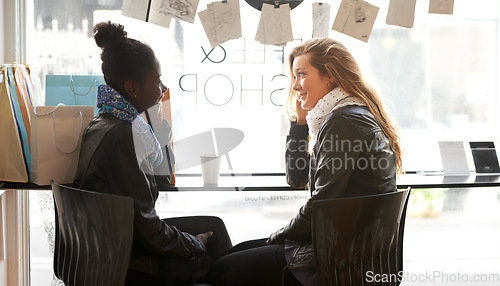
[30,105,94,185]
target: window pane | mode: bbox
[27,0,499,172]
[29,188,500,285]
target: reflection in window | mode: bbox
[27,0,499,173]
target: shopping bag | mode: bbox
[1,64,33,180]
[12,66,33,147]
[26,65,44,106]
[30,105,94,185]
[0,66,29,182]
[45,74,105,115]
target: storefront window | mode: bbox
[27,0,500,174]
[25,1,500,284]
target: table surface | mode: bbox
[396,172,500,189]
[3,172,500,191]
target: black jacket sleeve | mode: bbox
[285,121,310,188]
[75,117,206,259]
[269,114,363,244]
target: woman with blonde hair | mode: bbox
[209,38,401,286]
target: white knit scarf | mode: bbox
[306,87,366,149]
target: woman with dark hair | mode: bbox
[73,21,232,285]
[209,38,401,285]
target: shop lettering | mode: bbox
[177,38,303,106]
[201,38,299,64]
[179,73,288,106]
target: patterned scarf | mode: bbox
[97,85,163,168]
[306,87,366,149]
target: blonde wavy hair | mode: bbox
[286,38,403,174]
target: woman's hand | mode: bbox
[196,231,213,246]
[296,99,307,125]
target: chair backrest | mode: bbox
[52,182,134,286]
[312,188,411,286]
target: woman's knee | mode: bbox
[199,216,226,228]
[208,253,243,286]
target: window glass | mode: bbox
[29,188,500,285]
[27,0,499,174]
[26,2,500,286]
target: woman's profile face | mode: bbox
[292,54,333,111]
[136,58,168,113]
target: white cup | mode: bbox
[200,155,221,185]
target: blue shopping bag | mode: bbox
[45,74,105,115]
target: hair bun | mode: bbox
[93,21,128,49]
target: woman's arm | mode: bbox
[106,126,207,259]
[286,99,310,188]
[285,121,310,188]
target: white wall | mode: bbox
[1,0,26,63]
[1,2,29,285]
[0,191,7,286]
[1,1,6,283]
[0,0,4,64]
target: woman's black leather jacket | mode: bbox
[73,113,206,274]
[269,105,397,245]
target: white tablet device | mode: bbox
[438,141,470,176]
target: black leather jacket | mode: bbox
[73,113,206,274]
[269,105,396,248]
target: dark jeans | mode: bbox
[164,216,233,260]
[208,238,302,286]
[126,216,232,286]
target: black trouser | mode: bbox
[164,216,233,260]
[208,238,302,286]
[126,216,232,286]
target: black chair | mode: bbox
[52,182,134,286]
[312,188,411,286]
